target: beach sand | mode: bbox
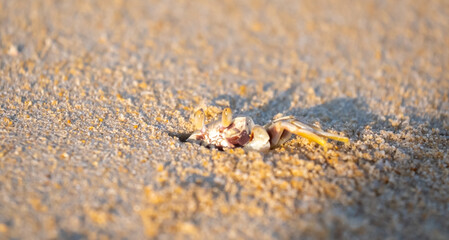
[1,0,448,239]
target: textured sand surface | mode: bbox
[1,0,449,239]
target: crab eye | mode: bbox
[193,109,205,130]
[221,107,233,127]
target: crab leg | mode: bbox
[267,121,328,152]
[290,120,349,143]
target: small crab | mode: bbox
[187,108,349,152]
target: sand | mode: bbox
[0,0,448,239]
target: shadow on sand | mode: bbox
[169,84,393,145]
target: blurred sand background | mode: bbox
[1,0,448,239]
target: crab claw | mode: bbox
[244,125,270,152]
[265,117,349,152]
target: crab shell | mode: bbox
[187,117,271,152]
